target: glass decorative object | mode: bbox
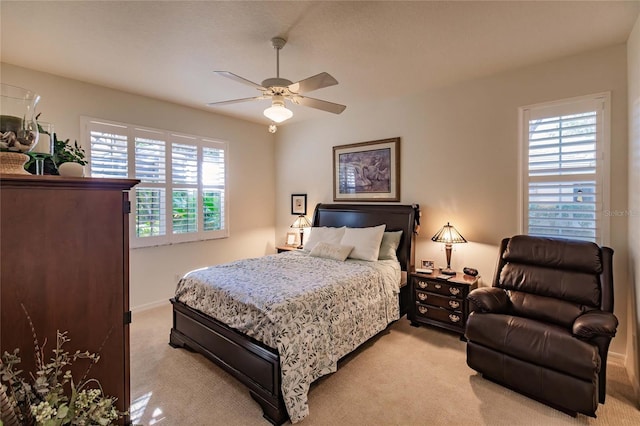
[0,84,40,174]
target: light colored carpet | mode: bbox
[131,304,640,425]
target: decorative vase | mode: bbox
[58,162,85,177]
[1,84,40,174]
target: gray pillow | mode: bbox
[378,230,403,261]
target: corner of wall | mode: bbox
[625,12,640,407]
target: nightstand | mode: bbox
[276,245,299,253]
[408,271,478,336]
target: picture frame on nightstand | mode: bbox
[421,260,434,270]
[417,259,434,274]
[285,232,298,246]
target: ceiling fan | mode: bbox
[207,37,346,124]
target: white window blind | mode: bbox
[520,94,610,244]
[82,117,229,248]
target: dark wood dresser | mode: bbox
[408,271,478,335]
[0,174,138,418]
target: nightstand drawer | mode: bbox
[415,290,463,311]
[415,302,464,327]
[413,278,464,297]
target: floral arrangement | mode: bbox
[0,311,125,425]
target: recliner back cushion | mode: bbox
[506,290,590,329]
[498,236,603,328]
[500,263,601,307]
[503,235,602,274]
[499,264,601,328]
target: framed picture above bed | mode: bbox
[333,137,400,202]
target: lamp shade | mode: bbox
[290,215,312,229]
[263,95,293,123]
[431,222,467,244]
[431,222,466,275]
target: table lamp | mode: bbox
[290,215,312,248]
[431,222,467,275]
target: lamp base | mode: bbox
[440,267,456,275]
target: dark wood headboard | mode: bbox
[312,203,419,272]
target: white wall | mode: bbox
[626,14,640,400]
[275,45,630,357]
[1,63,277,310]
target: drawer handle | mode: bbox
[449,314,461,323]
[418,306,428,314]
[434,284,442,289]
[418,293,428,301]
[418,281,428,289]
[449,300,460,309]
[449,287,460,296]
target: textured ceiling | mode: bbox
[1,1,639,124]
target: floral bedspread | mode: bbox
[174,251,401,423]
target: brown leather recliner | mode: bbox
[465,235,618,417]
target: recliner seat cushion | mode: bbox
[466,312,600,381]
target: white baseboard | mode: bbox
[131,299,170,313]
[608,350,626,366]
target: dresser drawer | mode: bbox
[415,302,464,327]
[414,290,463,311]
[413,277,465,298]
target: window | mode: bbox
[82,117,228,248]
[519,93,610,245]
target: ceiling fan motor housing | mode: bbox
[261,77,293,89]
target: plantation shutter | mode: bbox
[522,95,609,244]
[202,143,226,231]
[171,140,198,236]
[134,129,167,240]
[89,122,128,178]
[84,116,228,247]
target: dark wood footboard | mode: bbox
[169,299,288,425]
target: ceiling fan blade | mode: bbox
[214,71,266,90]
[206,96,265,106]
[288,72,338,94]
[292,95,346,114]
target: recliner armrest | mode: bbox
[572,310,618,339]
[467,287,509,314]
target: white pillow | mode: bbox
[303,226,346,251]
[340,224,386,261]
[309,242,354,261]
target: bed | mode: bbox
[169,203,419,424]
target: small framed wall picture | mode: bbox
[291,194,307,215]
[285,231,298,247]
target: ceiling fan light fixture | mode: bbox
[263,96,293,123]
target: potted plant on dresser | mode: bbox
[53,135,87,177]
